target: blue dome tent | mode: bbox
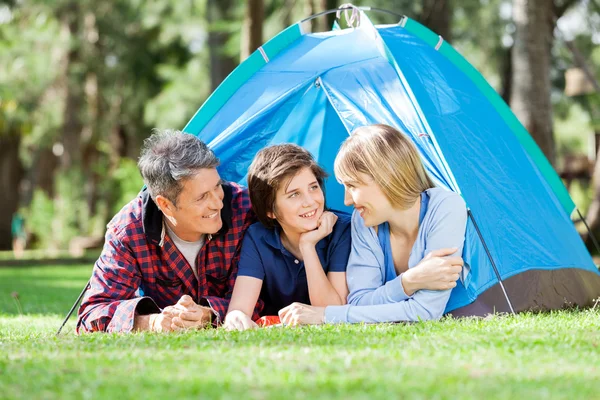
[183,5,600,316]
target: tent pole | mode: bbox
[576,208,600,256]
[56,280,90,335]
[467,209,516,314]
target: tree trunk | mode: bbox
[60,4,84,170]
[304,0,316,33]
[500,45,513,103]
[207,0,238,91]
[241,0,264,61]
[0,134,23,250]
[420,0,452,42]
[586,129,600,247]
[317,0,338,32]
[510,0,555,165]
[282,0,295,28]
[27,147,59,203]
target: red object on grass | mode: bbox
[257,315,281,327]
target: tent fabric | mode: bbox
[183,12,600,314]
[401,18,575,215]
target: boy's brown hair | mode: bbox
[248,144,327,229]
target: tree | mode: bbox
[421,0,452,42]
[510,0,581,166]
[207,0,238,90]
[241,0,264,61]
[510,0,556,164]
[0,133,23,249]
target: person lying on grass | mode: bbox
[77,130,262,333]
[279,124,466,326]
[223,144,351,331]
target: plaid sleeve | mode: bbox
[76,230,160,333]
[201,193,264,326]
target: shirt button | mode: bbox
[294,259,299,264]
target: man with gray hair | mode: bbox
[77,130,262,332]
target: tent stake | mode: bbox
[576,208,600,257]
[467,209,516,314]
[56,280,90,335]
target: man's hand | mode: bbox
[133,312,175,332]
[278,302,325,326]
[223,310,258,331]
[299,212,338,250]
[402,248,463,296]
[149,312,175,332]
[164,295,213,331]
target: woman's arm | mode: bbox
[328,194,467,323]
[345,211,411,306]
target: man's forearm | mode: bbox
[133,313,152,331]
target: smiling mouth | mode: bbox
[203,212,219,219]
[299,209,318,218]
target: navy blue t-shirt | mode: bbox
[237,211,351,316]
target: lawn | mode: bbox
[1,264,599,400]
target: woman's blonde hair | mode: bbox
[334,124,434,209]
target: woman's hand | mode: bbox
[299,211,338,249]
[402,248,463,296]
[223,310,258,331]
[278,302,326,326]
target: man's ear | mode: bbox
[155,195,175,217]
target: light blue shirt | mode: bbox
[325,188,467,323]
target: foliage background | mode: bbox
[0,0,599,251]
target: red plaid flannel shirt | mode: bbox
[76,182,263,333]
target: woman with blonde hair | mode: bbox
[279,124,466,325]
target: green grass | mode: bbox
[1,265,600,400]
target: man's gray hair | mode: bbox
[138,129,219,206]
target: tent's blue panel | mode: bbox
[191,28,385,144]
[196,72,314,145]
[184,24,305,136]
[211,84,311,182]
[320,58,452,190]
[403,18,575,215]
[209,80,350,212]
[376,26,597,283]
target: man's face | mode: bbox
[159,168,224,241]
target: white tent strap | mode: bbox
[258,46,269,63]
[336,3,361,28]
[435,35,444,51]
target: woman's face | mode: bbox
[270,167,325,234]
[342,173,392,227]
